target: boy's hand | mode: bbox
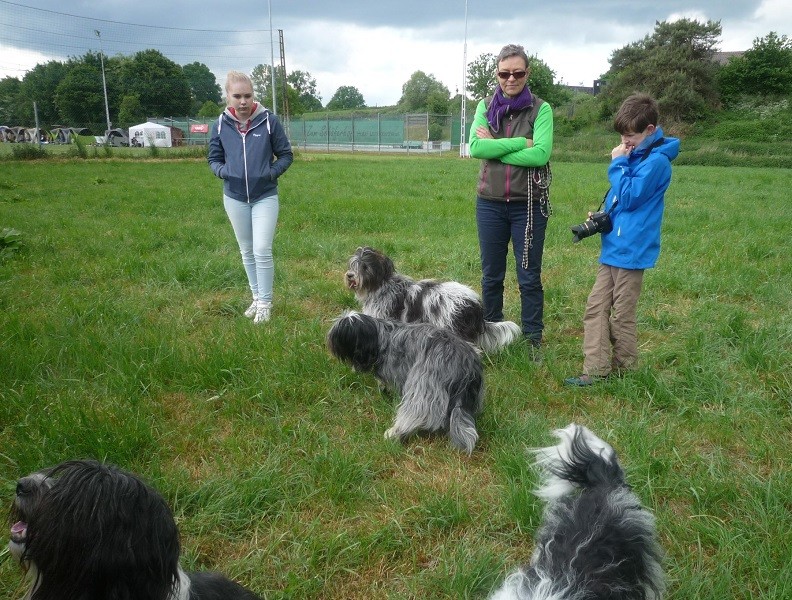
[612,142,631,159]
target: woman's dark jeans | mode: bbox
[476,197,548,342]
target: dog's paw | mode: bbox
[384,427,400,441]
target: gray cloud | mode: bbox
[0,0,780,107]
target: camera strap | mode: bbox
[597,188,616,213]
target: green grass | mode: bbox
[0,155,790,599]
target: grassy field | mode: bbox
[0,154,790,599]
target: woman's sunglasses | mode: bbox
[497,70,527,80]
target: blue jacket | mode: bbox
[208,104,293,203]
[600,128,680,269]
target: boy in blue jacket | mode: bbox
[565,93,680,386]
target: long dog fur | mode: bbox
[327,311,484,454]
[345,246,521,352]
[9,460,261,600]
[489,424,665,600]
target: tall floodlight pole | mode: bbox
[268,0,278,114]
[95,30,112,134]
[459,0,469,157]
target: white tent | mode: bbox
[129,122,172,148]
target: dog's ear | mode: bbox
[328,314,380,371]
[365,249,394,279]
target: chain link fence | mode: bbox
[287,113,471,154]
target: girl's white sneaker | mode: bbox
[253,301,272,324]
[244,298,258,318]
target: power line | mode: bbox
[0,0,272,33]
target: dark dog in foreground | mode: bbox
[489,424,665,600]
[345,246,521,352]
[327,311,484,454]
[9,460,261,600]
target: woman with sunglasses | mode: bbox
[469,43,553,358]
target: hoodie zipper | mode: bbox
[504,116,513,201]
[241,131,250,202]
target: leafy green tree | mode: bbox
[398,71,449,111]
[466,53,496,100]
[250,63,271,101]
[18,60,69,125]
[182,62,221,113]
[197,100,222,118]
[717,31,792,103]
[326,85,366,110]
[527,57,571,108]
[54,63,107,130]
[0,76,24,124]
[250,63,303,115]
[601,18,721,123]
[287,69,323,112]
[118,94,145,126]
[117,49,191,117]
[427,90,450,115]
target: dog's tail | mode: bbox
[448,406,478,455]
[477,320,522,353]
[532,423,626,501]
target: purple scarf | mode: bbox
[486,86,534,133]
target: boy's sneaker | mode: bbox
[564,374,605,387]
[244,298,258,318]
[254,301,272,324]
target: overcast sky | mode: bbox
[1,0,790,107]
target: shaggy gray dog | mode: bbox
[327,311,484,454]
[489,424,665,600]
[345,246,521,352]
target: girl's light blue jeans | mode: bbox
[223,194,279,303]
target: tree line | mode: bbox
[0,19,789,134]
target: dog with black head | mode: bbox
[9,459,261,600]
[327,311,484,454]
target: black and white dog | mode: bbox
[327,311,484,454]
[345,246,521,353]
[490,424,665,600]
[9,460,261,600]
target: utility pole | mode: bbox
[95,30,112,135]
[268,0,277,114]
[459,0,469,157]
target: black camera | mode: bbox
[570,210,613,243]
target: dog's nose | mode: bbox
[16,477,34,496]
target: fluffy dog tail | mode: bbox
[448,406,478,455]
[478,320,522,353]
[532,423,625,501]
[495,424,665,600]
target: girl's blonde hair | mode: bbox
[225,70,254,94]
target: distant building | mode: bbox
[564,84,595,95]
[712,51,745,65]
[561,79,606,96]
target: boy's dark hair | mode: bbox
[613,92,659,134]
